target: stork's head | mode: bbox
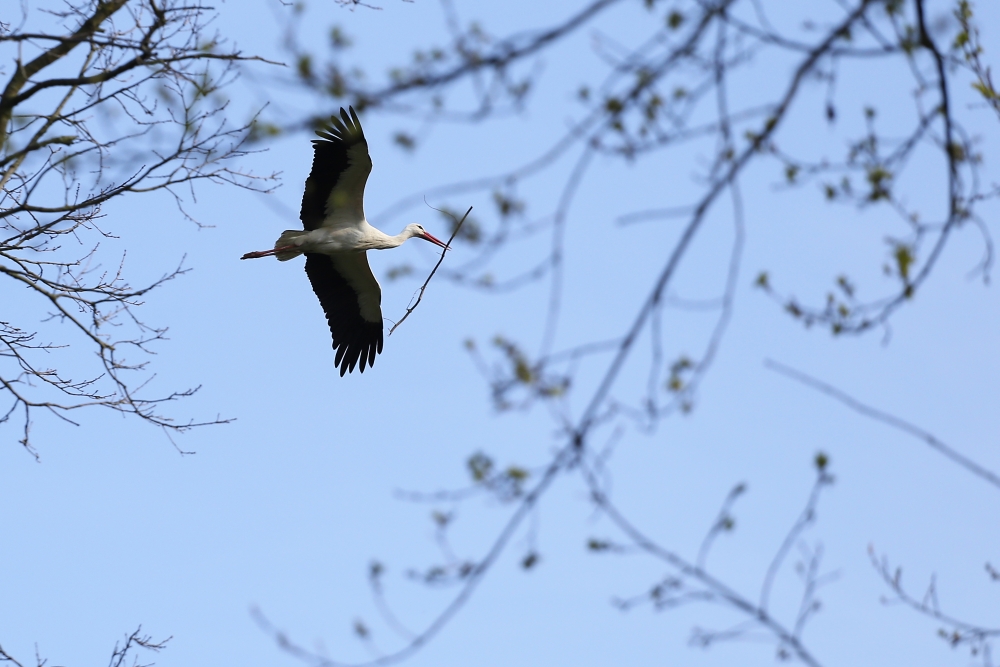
[405,223,449,249]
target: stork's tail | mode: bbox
[274,230,306,261]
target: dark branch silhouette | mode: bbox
[0,626,168,667]
[1,0,279,456]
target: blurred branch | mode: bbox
[870,547,1000,666]
[587,455,835,665]
[265,0,1000,664]
[955,0,1000,120]
[766,359,1000,490]
[280,0,626,122]
[253,444,575,667]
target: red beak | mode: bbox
[420,232,450,250]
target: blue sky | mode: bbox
[2,1,999,666]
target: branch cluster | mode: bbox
[257,0,1000,665]
[0,0,278,454]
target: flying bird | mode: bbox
[241,106,449,376]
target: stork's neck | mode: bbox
[367,225,416,250]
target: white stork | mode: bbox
[241,106,449,376]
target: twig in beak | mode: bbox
[389,205,471,335]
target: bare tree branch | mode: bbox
[870,547,1000,666]
[765,359,1000,490]
[0,626,168,667]
[1,0,279,454]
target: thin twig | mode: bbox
[765,359,1000,491]
[388,205,471,335]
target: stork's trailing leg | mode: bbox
[240,245,297,260]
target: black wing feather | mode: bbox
[304,253,384,376]
[300,106,369,231]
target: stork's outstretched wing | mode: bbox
[300,106,372,232]
[304,252,383,375]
